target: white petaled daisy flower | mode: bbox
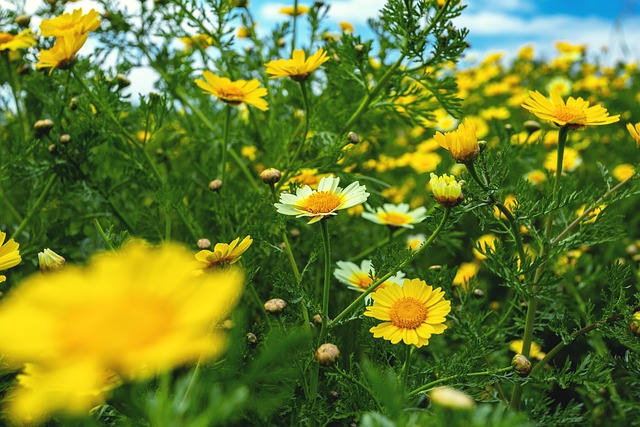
[274,175,369,224]
[334,259,405,293]
[406,234,426,251]
[361,203,427,229]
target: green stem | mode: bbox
[11,174,56,240]
[402,345,413,395]
[349,227,407,262]
[0,185,24,223]
[3,53,29,143]
[330,208,451,326]
[288,81,312,169]
[320,219,332,328]
[220,106,232,186]
[92,218,115,251]
[408,366,512,397]
[291,0,298,54]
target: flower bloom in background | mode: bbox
[521,90,620,129]
[627,122,640,148]
[195,71,268,111]
[339,21,354,33]
[333,259,405,293]
[275,175,369,224]
[0,231,21,283]
[179,34,214,51]
[265,48,330,81]
[509,339,546,360]
[544,147,582,173]
[38,248,66,273]
[429,387,476,409]
[193,236,253,271]
[0,241,244,422]
[612,164,635,181]
[36,32,89,73]
[493,194,517,220]
[429,173,463,207]
[406,234,426,251]
[0,29,37,52]
[279,5,310,16]
[452,261,480,290]
[365,278,451,347]
[434,119,480,163]
[39,8,101,37]
[361,203,427,229]
[283,168,330,190]
[473,233,498,261]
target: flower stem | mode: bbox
[349,227,408,262]
[3,53,29,143]
[288,81,311,168]
[291,0,299,54]
[92,218,115,251]
[11,174,56,240]
[330,208,451,327]
[408,366,513,397]
[320,219,332,329]
[221,105,232,186]
[402,345,413,396]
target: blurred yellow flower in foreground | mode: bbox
[0,241,244,422]
[39,8,101,37]
[0,29,37,52]
[195,71,268,111]
[265,48,330,81]
[36,33,88,74]
[522,90,620,129]
[0,231,21,283]
[627,122,640,148]
[194,236,253,271]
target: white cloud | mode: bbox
[260,0,386,25]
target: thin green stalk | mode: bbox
[220,106,232,186]
[349,227,407,262]
[288,81,311,168]
[180,358,203,407]
[3,53,29,142]
[402,345,413,395]
[11,174,56,240]
[408,366,512,397]
[330,208,451,326]
[291,0,299,53]
[320,219,332,329]
[335,367,383,411]
[93,218,115,251]
[510,125,569,410]
[0,186,24,223]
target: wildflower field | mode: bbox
[1,0,640,425]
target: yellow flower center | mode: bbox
[299,191,341,214]
[0,34,13,44]
[379,211,412,225]
[553,105,586,124]
[217,85,246,103]
[353,273,373,290]
[389,297,427,329]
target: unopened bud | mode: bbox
[69,97,78,111]
[512,354,532,377]
[328,390,339,400]
[264,298,287,315]
[208,179,223,192]
[17,64,31,75]
[290,228,301,238]
[524,120,541,134]
[34,119,54,138]
[47,143,57,154]
[315,343,340,366]
[59,134,71,144]
[630,312,640,337]
[347,131,360,144]
[429,386,476,409]
[15,14,31,28]
[246,332,258,348]
[38,248,66,274]
[115,73,131,89]
[223,319,234,329]
[260,168,281,184]
[277,38,286,48]
[477,140,487,153]
[197,238,211,249]
[312,313,323,326]
[473,288,485,298]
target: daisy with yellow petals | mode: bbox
[365,278,451,347]
[265,48,330,81]
[193,236,253,271]
[434,119,480,163]
[521,90,619,129]
[627,122,640,148]
[275,175,369,224]
[0,231,21,283]
[0,29,37,52]
[39,9,101,37]
[36,32,88,74]
[195,71,268,111]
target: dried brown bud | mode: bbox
[260,168,281,184]
[264,298,287,315]
[208,179,223,192]
[34,119,54,138]
[512,354,532,377]
[197,238,211,249]
[347,131,360,144]
[15,14,31,28]
[246,332,258,348]
[59,134,71,144]
[315,343,340,366]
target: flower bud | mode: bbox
[260,168,281,184]
[290,228,301,238]
[429,173,464,208]
[17,64,31,75]
[208,179,223,192]
[429,386,475,409]
[264,298,287,315]
[512,354,532,377]
[15,14,31,28]
[38,248,66,274]
[197,238,211,249]
[59,134,71,144]
[630,312,640,337]
[347,131,360,144]
[246,332,258,348]
[69,97,78,111]
[34,119,54,138]
[312,313,323,326]
[115,73,131,89]
[315,343,340,366]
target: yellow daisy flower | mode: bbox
[473,234,498,261]
[265,48,330,81]
[193,236,253,271]
[0,29,37,52]
[361,203,427,229]
[365,278,451,348]
[429,173,463,207]
[627,122,640,148]
[339,21,354,33]
[333,260,404,293]
[434,119,480,163]
[509,339,546,360]
[279,5,310,16]
[0,231,22,283]
[36,32,89,74]
[195,71,268,111]
[39,8,101,37]
[612,164,635,181]
[521,90,620,129]
[274,174,369,224]
[0,241,244,421]
[452,261,480,290]
[544,147,582,173]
